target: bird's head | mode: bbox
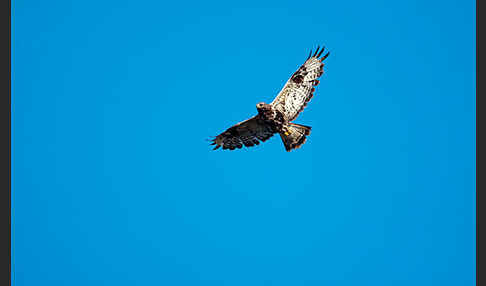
[256,102,269,112]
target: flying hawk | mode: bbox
[210,46,329,152]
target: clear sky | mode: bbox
[12,0,475,285]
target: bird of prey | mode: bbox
[210,46,329,152]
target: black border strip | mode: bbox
[477,0,481,285]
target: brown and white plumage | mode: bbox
[271,47,329,121]
[210,46,329,152]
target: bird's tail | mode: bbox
[279,123,311,152]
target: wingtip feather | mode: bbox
[320,51,330,61]
[317,46,325,58]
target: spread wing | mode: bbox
[271,46,329,121]
[210,116,275,150]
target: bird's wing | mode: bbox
[210,116,275,150]
[271,46,329,121]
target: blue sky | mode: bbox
[12,0,475,285]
